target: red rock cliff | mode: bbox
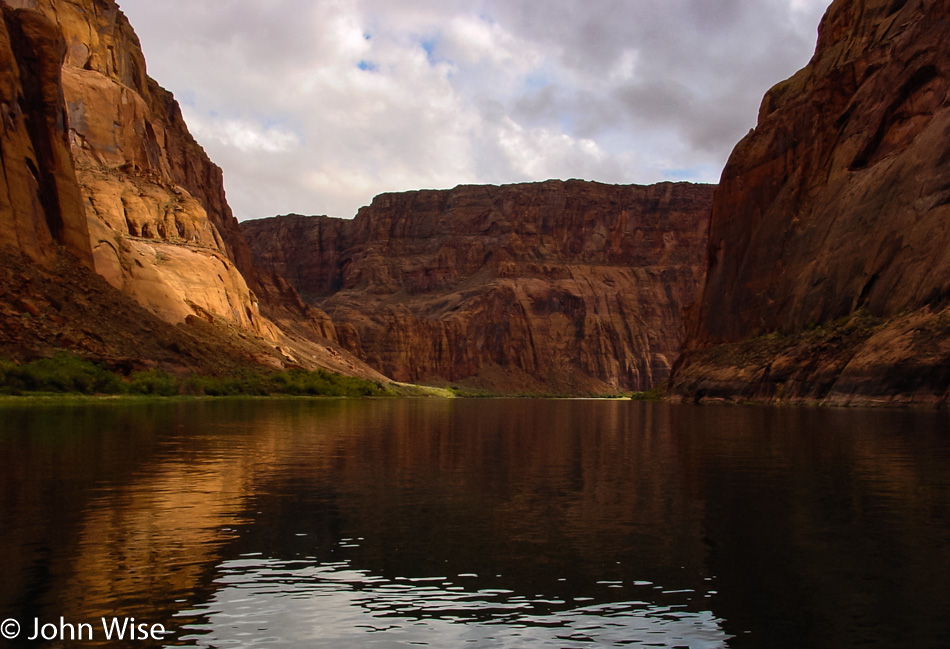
[0,2,90,267]
[673,0,950,405]
[245,180,714,393]
[0,0,382,381]
[5,0,272,332]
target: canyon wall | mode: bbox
[0,0,380,380]
[0,3,90,268]
[672,0,950,405]
[5,0,271,333]
[245,180,714,393]
[0,2,268,372]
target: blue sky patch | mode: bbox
[662,165,719,183]
[418,36,440,64]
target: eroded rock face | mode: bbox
[673,0,950,405]
[6,0,269,334]
[245,180,714,393]
[0,0,381,380]
[0,2,90,268]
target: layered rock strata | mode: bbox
[672,0,950,405]
[245,180,714,393]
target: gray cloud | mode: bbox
[116,0,830,219]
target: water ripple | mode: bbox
[172,557,729,648]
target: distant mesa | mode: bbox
[243,180,714,394]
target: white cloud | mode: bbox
[187,116,301,153]
[116,0,832,219]
[789,0,832,13]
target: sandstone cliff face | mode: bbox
[0,0,382,381]
[673,0,950,405]
[6,0,270,333]
[245,181,714,393]
[0,2,90,268]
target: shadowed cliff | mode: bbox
[0,2,90,268]
[672,0,950,406]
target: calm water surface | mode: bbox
[0,399,948,648]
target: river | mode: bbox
[0,399,948,648]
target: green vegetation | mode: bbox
[180,368,388,397]
[0,354,659,400]
[701,308,885,369]
[0,353,124,395]
[127,368,179,396]
[389,382,456,398]
[628,384,666,401]
[0,353,392,398]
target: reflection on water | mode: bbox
[181,557,725,648]
[0,399,948,648]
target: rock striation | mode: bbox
[244,180,714,393]
[673,0,950,405]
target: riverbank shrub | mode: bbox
[0,354,389,397]
[0,353,123,394]
[128,369,179,396]
[629,384,666,401]
[182,368,387,397]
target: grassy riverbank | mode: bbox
[0,353,648,400]
[0,353,403,398]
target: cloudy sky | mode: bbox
[117,0,831,220]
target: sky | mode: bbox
[116,0,832,220]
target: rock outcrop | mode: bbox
[0,2,90,268]
[245,181,714,393]
[672,0,950,406]
[6,0,271,333]
[0,0,383,381]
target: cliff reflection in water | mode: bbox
[0,400,948,648]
